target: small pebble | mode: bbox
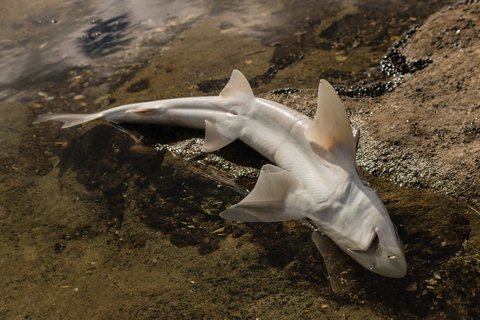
[406,282,418,292]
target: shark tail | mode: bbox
[34,113,102,128]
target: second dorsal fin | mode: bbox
[220,70,254,98]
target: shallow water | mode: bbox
[0,0,207,89]
[2,0,479,319]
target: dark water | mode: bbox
[3,0,479,319]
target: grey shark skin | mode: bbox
[35,70,407,278]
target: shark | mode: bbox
[35,70,407,278]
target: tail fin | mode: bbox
[34,113,102,128]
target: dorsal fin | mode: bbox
[220,70,254,98]
[305,80,355,161]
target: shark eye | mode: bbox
[388,254,397,259]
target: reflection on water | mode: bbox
[0,0,208,90]
[80,14,131,58]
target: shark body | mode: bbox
[35,70,407,278]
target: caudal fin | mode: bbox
[34,113,102,128]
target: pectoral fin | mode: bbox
[220,164,310,222]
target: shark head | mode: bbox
[311,174,407,278]
[347,182,406,278]
[305,79,407,277]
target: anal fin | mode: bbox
[201,114,245,153]
[202,120,236,152]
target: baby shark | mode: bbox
[35,70,407,277]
